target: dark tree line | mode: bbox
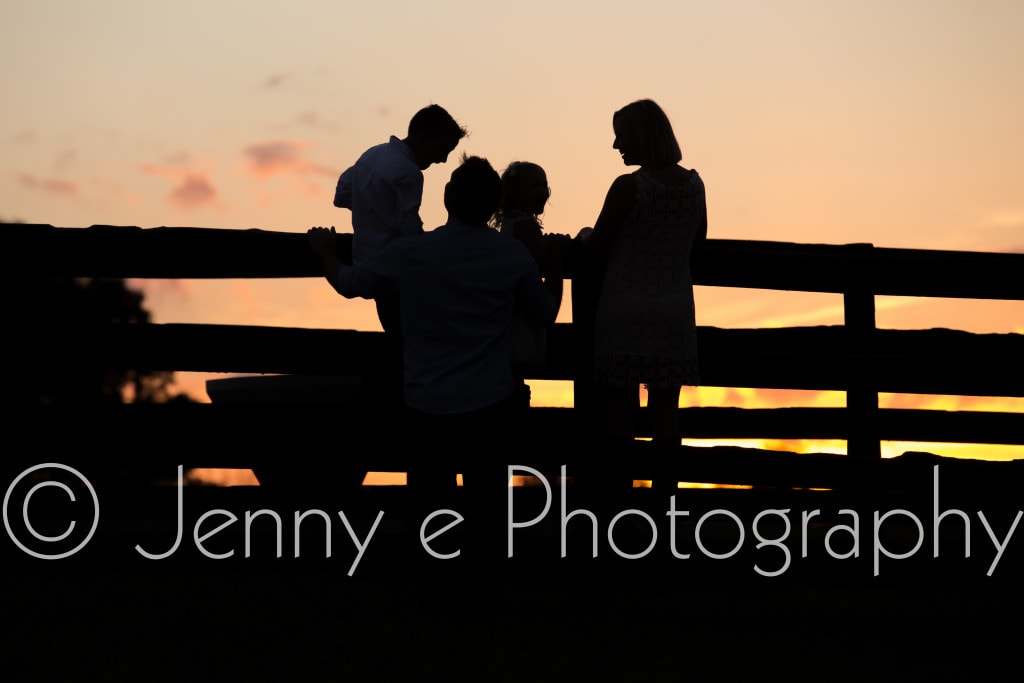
[3,218,197,404]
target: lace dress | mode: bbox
[593,169,705,389]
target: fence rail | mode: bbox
[8,223,1024,463]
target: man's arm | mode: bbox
[517,259,560,327]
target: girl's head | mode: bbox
[612,99,682,168]
[493,161,550,228]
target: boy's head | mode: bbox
[444,154,502,224]
[406,104,468,170]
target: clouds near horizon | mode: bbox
[140,164,220,210]
[17,173,77,196]
[242,140,334,179]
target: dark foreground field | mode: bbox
[4,568,1022,682]
[3,452,1023,682]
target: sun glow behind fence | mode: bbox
[184,382,1024,487]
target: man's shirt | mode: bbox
[336,218,559,414]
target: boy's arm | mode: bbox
[392,170,425,237]
[309,226,346,292]
[333,167,353,209]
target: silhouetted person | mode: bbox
[310,155,559,569]
[334,104,468,415]
[491,160,567,409]
[580,99,707,487]
[253,106,466,496]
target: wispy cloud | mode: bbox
[260,73,291,89]
[161,150,193,166]
[295,110,346,134]
[296,111,320,127]
[54,149,78,172]
[141,164,220,210]
[17,173,77,196]
[171,173,218,209]
[242,140,334,178]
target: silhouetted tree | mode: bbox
[2,218,197,404]
[8,275,198,404]
[4,218,197,489]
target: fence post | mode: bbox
[844,244,881,458]
[569,238,602,432]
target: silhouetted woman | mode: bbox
[582,99,707,452]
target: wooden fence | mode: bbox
[7,223,1024,479]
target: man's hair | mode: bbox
[408,104,468,141]
[445,154,501,223]
[613,99,682,167]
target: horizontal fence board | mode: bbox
[9,224,1024,299]
[17,322,1023,397]
[6,405,1021,475]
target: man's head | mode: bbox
[405,104,468,170]
[444,154,502,224]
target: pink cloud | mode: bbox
[140,165,219,209]
[243,140,334,178]
[171,173,218,209]
[17,173,77,196]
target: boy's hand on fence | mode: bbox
[308,226,337,254]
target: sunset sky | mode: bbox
[3,1,1022,466]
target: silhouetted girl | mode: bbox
[492,161,563,408]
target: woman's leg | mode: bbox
[648,385,682,446]
[605,385,638,441]
[593,385,639,491]
[647,385,682,490]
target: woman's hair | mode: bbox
[613,99,682,167]
[492,160,547,230]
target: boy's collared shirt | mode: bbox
[334,136,424,265]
